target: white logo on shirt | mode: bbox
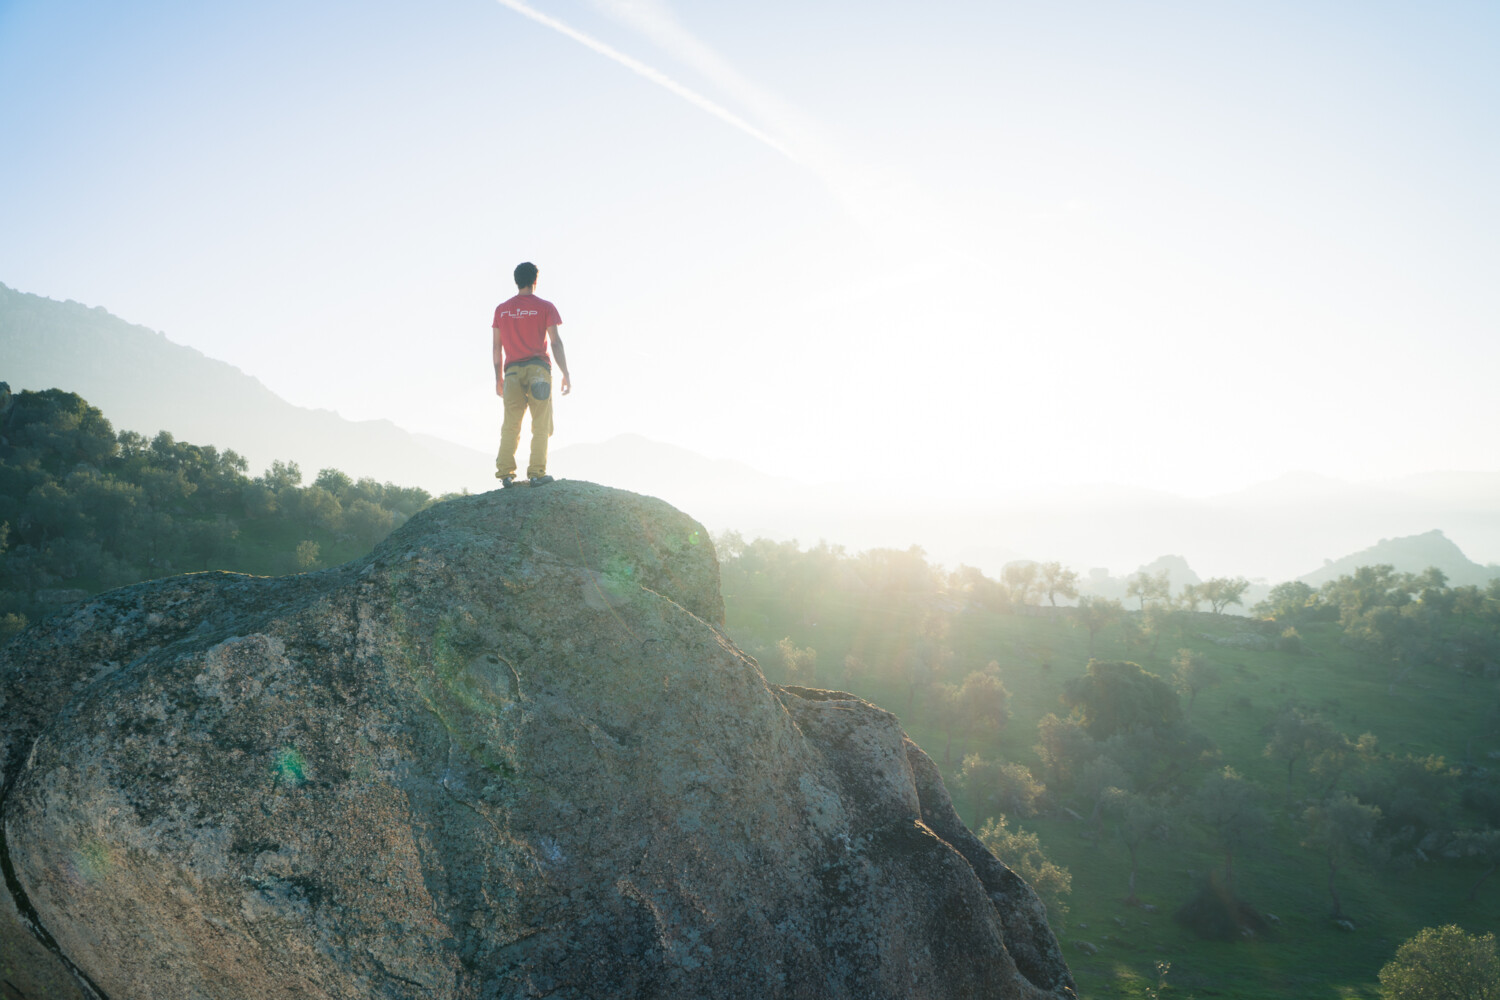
[498,309,540,318]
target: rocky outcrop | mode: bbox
[0,482,1073,1000]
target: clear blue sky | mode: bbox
[2,0,1497,496]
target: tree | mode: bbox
[345,498,397,545]
[1448,829,1500,903]
[1200,577,1251,615]
[949,564,1009,612]
[957,754,1000,817]
[1416,569,1455,618]
[1308,731,1377,798]
[1194,766,1267,889]
[1038,561,1079,607]
[260,459,303,490]
[1140,602,1177,659]
[1378,925,1500,1000]
[1172,648,1219,711]
[314,467,354,497]
[957,669,1010,758]
[856,544,938,602]
[1264,707,1343,791]
[1126,569,1171,611]
[929,681,963,766]
[1346,602,1439,692]
[0,612,25,638]
[1034,713,1098,791]
[1075,596,1124,655]
[1453,585,1488,630]
[1358,754,1459,842]
[1301,793,1380,919]
[957,755,1044,820]
[1078,754,1129,837]
[712,529,746,561]
[1179,583,1203,613]
[184,516,238,570]
[291,484,343,532]
[1101,721,1216,798]
[1062,659,1183,740]
[3,389,119,474]
[241,481,277,518]
[1253,580,1322,623]
[1322,564,1414,628]
[979,815,1072,924]
[1001,561,1040,606]
[295,540,321,570]
[775,637,818,686]
[1106,789,1171,906]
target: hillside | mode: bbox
[6,383,1500,997]
[718,537,1500,999]
[1300,529,1499,588]
[0,282,492,494]
[0,387,437,631]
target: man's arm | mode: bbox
[492,326,505,396]
[548,326,572,395]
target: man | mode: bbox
[492,261,572,487]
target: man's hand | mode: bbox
[496,377,504,397]
[549,329,571,397]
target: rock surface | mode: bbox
[1,482,1074,1000]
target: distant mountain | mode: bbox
[1135,554,1202,588]
[6,282,1498,583]
[1299,529,1499,588]
[553,435,1500,587]
[1193,471,1500,585]
[0,283,493,494]
[1074,554,1213,606]
[551,433,792,507]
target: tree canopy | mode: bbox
[1378,925,1500,1000]
[1062,659,1183,740]
[0,387,440,632]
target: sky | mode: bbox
[2,0,1498,500]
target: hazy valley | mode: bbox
[4,285,1500,998]
[5,282,1498,590]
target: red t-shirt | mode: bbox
[492,294,562,368]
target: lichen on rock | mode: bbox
[0,481,1074,1000]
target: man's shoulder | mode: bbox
[496,293,557,306]
[533,296,561,323]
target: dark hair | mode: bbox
[513,262,538,288]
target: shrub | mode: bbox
[1378,924,1500,1000]
[979,815,1071,925]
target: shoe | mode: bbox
[528,475,555,487]
[497,473,519,488]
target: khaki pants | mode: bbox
[496,362,553,479]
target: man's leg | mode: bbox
[496,376,529,478]
[525,368,554,480]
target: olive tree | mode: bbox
[1300,793,1381,920]
[1378,925,1500,1000]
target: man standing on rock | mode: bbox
[493,261,572,487]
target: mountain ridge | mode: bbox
[5,281,1498,583]
[0,282,494,494]
[1298,528,1497,588]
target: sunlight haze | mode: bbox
[2,0,1496,499]
[6,10,1500,994]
